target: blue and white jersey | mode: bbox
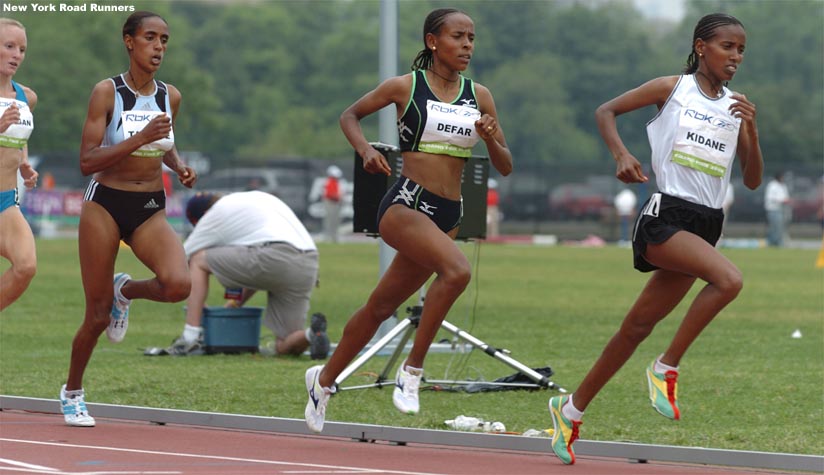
[0,80,33,149]
[103,74,174,158]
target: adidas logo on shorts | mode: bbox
[144,198,160,209]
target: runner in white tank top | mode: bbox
[547,13,764,466]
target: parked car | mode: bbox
[548,183,613,220]
[195,167,310,220]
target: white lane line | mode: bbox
[0,457,59,471]
[0,439,448,475]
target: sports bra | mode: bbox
[397,70,481,159]
[0,80,33,149]
[103,74,174,157]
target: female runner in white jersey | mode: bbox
[548,13,764,465]
[0,18,38,312]
[60,11,197,428]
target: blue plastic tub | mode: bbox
[200,306,263,354]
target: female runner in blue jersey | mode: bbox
[60,11,196,428]
[0,18,38,312]
[548,13,763,465]
[305,7,513,432]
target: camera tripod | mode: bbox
[334,298,566,393]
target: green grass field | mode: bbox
[1,238,822,455]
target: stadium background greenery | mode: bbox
[1,239,821,456]
[5,0,823,168]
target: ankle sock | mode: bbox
[563,394,584,421]
[182,324,202,344]
[404,364,423,376]
[654,356,679,374]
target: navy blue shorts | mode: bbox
[632,192,724,272]
[84,179,165,240]
[376,175,462,234]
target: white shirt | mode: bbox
[184,191,316,257]
[764,179,789,212]
[646,75,741,208]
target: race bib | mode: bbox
[671,106,738,177]
[0,99,33,148]
[419,100,481,158]
[121,110,174,158]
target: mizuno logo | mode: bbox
[397,120,413,143]
[418,201,437,215]
[392,179,419,206]
[309,386,319,409]
[144,199,160,209]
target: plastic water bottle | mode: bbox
[486,421,506,433]
[224,287,242,301]
[445,415,485,431]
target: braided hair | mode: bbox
[684,13,744,74]
[410,8,465,71]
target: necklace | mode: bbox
[128,70,154,97]
[695,70,723,98]
[427,68,460,84]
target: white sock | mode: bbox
[182,324,203,344]
[563,394,584,421]
[654,355,679,374]
[64,388,84,399]
[305,327,312,342]
[404,364,423,376]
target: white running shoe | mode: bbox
[304,365,334,433]
[107,273,132,343]
[60,384,95,427]
[393,363,422,415]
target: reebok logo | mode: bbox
[144,198,160,209]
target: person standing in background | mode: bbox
[0,18,38,312]
[322,165,343,243]
[764,171,790,247]
[486,178,501,239]
[613,187,637,243]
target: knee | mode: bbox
[87,300,113,331]
[159,274,191,302]
[618,320,656,346]
[361,302,398,326]
[438,261,472,294]
[13,259,36,285]
[715,268,743,300]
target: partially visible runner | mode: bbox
[0,18,38,312]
